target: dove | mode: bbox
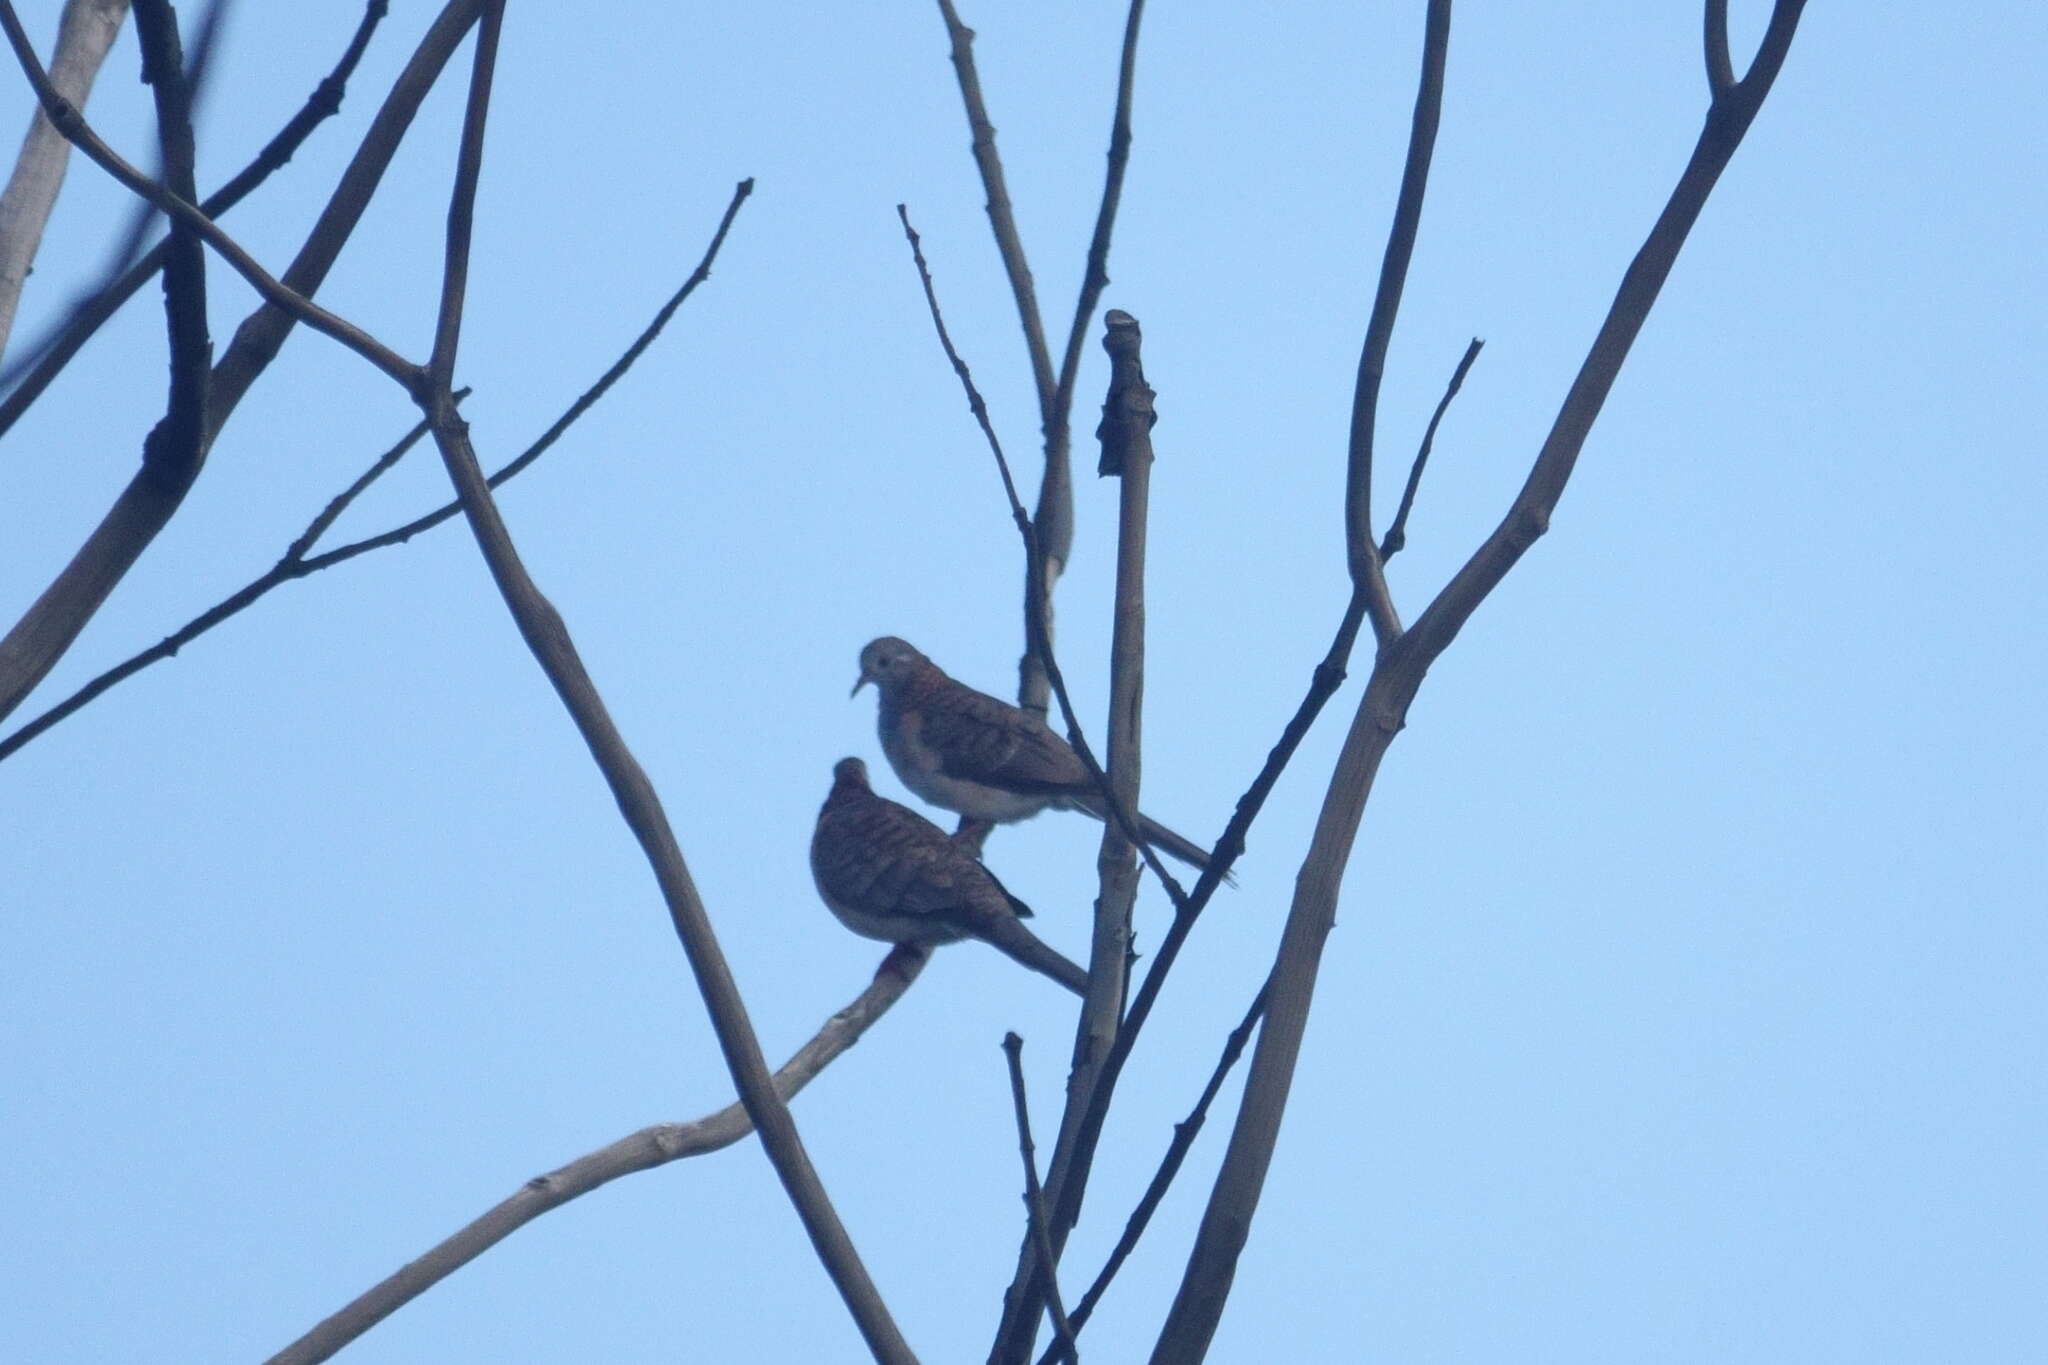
[851,636,1219,873]
[810,757,1088,995]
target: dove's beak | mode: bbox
[850,669,874,698]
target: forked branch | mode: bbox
[1153,6,1809,1359]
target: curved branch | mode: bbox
[264,949,929,1365]
[1704,0,1735,95]
[1342,0,1452,648]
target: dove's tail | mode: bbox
[1066,794,1233,883]
[977,916,1089,995]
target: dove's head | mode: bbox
[852,636,929,698]
[830,756,871,789]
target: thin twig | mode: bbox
[932,0,1055,427]
[895,206,1188,913]
[1379,336,1482,561]
[265,947,930,1365]
[1003,1034,1079,1365]
[1153,7,1809,1358]
[413,13,909,1358]
[1035,983,1269,1364]
[0,0,388,434]
[0,177,748,765]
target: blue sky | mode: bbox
[3,3,2043,1361]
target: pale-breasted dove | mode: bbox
[851,636,1219,873]
[810,757,1088,995]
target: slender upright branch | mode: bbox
[1342,0,1451,648]
[990,308,1157,1360]
[266,948,930,1365]
[0,0,387,436]
[1704,0,1735,95]
[931,0,1079,713]
[1002,1034,1078,1365]
[1024,0,1148,716]
[1152,8,1808,1358]
[0,0,128,353]
[130,0,210,494]
[1379,336,1482,561]
[932,0,1056,431]
[414,16,909,1358]
[94,0,228,287]
[1048,0,1146,471]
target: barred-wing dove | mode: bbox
[810,758,1087,995]
[851,636,1219,872]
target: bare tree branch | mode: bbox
[411,13,910,1358]
[265,948,931,1365]
[932,0,1055,437]
[0,0,471,724]
[0,0,388,437]
[1704,0,1735,95]
[0,0,128,354]
[130,0,210,492]
[990,307,1157,1360]
[1342,0,1451,648]
[0,0,218,725]
[0,7,418,386]
[204,0,480,420]
[1379,336,1482,561]
[1048,0,1146,486]
[93,0,228,289]
[1153,7,1809,1358]
[1002,1033,1078,1365]
[931,0,1079,717]
[1023,0,1149,717]
[1036,982,1268,1365]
